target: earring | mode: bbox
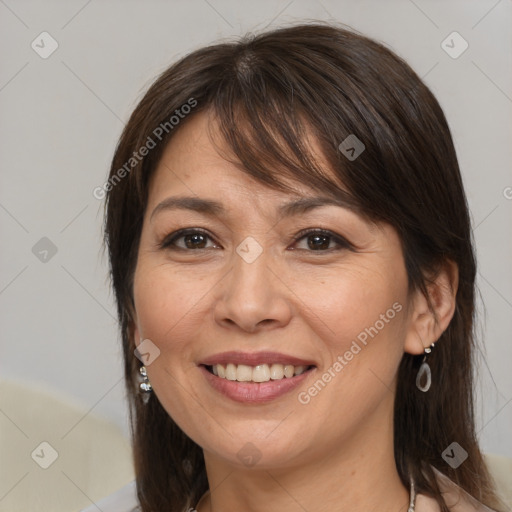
[139,365,152,403]
[415,342,435,392]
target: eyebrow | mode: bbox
[150,194,361,222]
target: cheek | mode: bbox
[133,261,207,342]
[132,261,214,392]
[294,260,407,352]
[292,260,409,414]
[291,263,409,409]
[132,262,210,421]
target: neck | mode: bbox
[196,402,409,512]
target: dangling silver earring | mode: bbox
[139,365,152,403]
[415,342,435,392]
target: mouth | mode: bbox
[198,353,317,403]
[202,363,316,382]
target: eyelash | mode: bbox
[159,228,353,253]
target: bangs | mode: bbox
[202,50,370,218]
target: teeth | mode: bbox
[284,365,295,378]
[225,363,237,381]
[253,364,271,383]
[209,363,309,382]
[269,363,284,380]
[236,364,253,382]
[294,365,308,376]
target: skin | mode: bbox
[132,111,458,512]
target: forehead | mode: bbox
[149,110,349,206]
[154,128,273,194]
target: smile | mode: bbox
[199,364,316,404]
[206,363,313,382]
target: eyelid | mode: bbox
[159,227,220,250]
[291,228,354,251]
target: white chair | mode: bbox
[0,379,134,512]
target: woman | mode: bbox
[92,22,505,512]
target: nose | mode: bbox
[213,245,293,333]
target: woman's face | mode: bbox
[132,111,423,471]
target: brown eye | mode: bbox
[183,233,208,249]
[292,229,352,252]
[306,233,331,250]
[160,229,219,250]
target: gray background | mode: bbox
[1,0,511,486]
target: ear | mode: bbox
[404,259,459,355]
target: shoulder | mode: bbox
[79,480,140,512]
[415,467,498,512]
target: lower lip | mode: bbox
[199,365,315,404]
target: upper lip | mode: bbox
[200,351,317,367]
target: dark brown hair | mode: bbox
[104,22,504,512]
